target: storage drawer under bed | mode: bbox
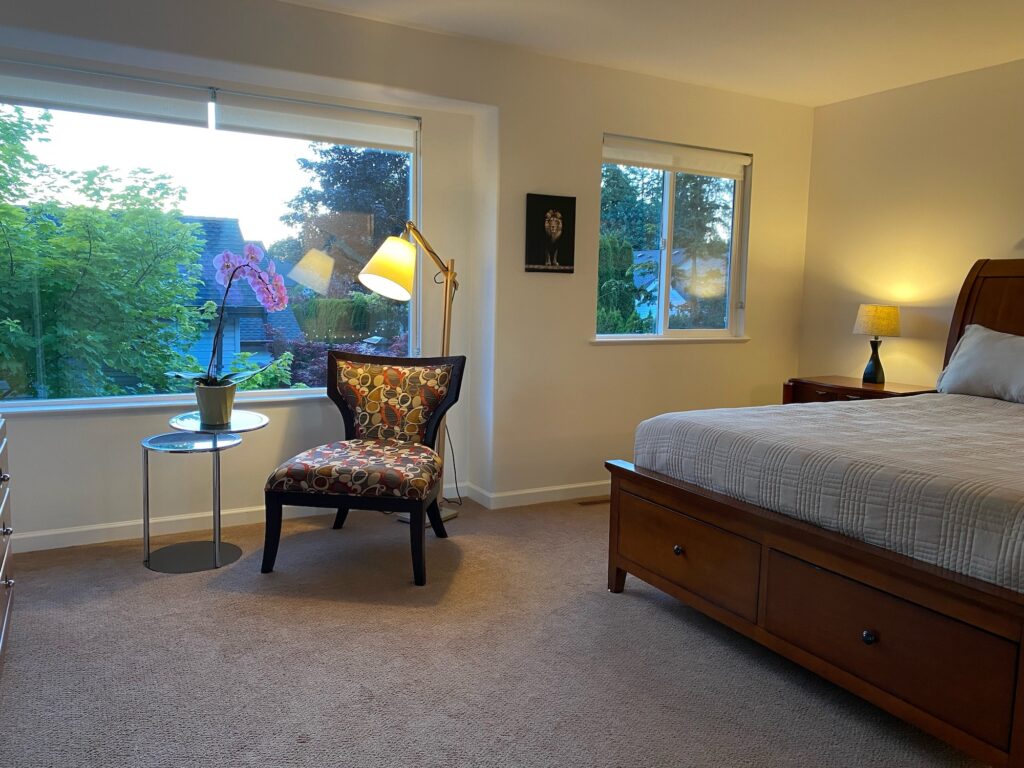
[617,491,760,621]
[764,549,1018,749]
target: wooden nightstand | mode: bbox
[783,375,935,404]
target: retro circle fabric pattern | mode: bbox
[336,361,452,444]
[265,438,443,499]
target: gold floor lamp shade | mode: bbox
[358,236,416,302]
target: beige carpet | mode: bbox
[0,500,980,767]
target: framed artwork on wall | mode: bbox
[525,193,575,273]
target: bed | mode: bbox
[606,258,1024,767]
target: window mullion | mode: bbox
[729,175,748,335]
[660,171,675,335]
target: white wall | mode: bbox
[799,59,1024,385]
[6,398,340,550]
[0,0,814,549]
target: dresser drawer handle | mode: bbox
[0,473,8,485]
[814,390,829,396]
[2,577,12,588]
[672,544,685,556]
[844,394,861,400]
[861,629,879,645]
[0,526,10,537]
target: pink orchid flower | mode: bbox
[202,247,289,380]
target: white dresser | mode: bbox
[0,415,13,669]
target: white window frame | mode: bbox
[0,60,422,412]
[594,135,752,343]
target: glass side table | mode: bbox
[141,410,268,573]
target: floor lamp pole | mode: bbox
[404,222,459,522]
[432,259,457,518]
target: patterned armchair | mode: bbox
[263,351,467,585]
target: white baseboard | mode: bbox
[458,479,610,509]
[11,504,324,553]
[12,479,611,552]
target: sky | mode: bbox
[21,105,320,247]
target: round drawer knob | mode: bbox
[2,577,13,588]
[0,526,11,537]
[861,629,879,645]
[0,473,9,485]
[672,544,685,556]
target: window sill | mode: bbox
[0,387,328,417]
[589,335,751,346]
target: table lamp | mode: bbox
[359,221,459,521]
[853,304,901,384]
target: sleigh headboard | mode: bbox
[945,259,1024,365]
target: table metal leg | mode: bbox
[142,447,150,566]
[212,447,222,568]
[141,429,242,573]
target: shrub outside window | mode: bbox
[0,68,419,403]
[597,135,750,339]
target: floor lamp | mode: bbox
[358,221,459,521]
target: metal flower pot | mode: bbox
[195,382,237,426]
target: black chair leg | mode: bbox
[426,499,448,538]
[333,505,350,529]
[410,507,426,586]
[261,494,283,574]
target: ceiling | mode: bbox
[278,0,1024,106]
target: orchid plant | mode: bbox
[168,244,289,387]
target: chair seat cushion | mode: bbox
[266,438,443,500]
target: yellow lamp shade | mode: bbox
[358,236,415,302]
[853,304,901,337]
[288,248,334,296]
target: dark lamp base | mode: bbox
[862,337,885,385]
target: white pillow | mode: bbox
[937,324,1024,403]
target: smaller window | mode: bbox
[597,135,750,339]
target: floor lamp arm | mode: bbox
[404,220,458,355]
[406,221,457,287]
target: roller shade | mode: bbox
[0,60,208,127]
[214,92,418,152]
[603,134,751,180]
[0,60,419,152]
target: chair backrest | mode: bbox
[327,351,467,449]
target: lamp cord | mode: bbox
[431,265,461,504]
[380,424,462,516]
[443,423,464,506]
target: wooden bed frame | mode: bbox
[606,258,1024,767]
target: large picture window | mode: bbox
[0,67,419,402]
[597,135,750,339]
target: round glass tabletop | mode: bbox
[169,409,269,435]
[141,432,243,454]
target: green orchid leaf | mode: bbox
[222,360,277,384]
[166,371,207,381]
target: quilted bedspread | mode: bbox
[634,393,1024,592]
